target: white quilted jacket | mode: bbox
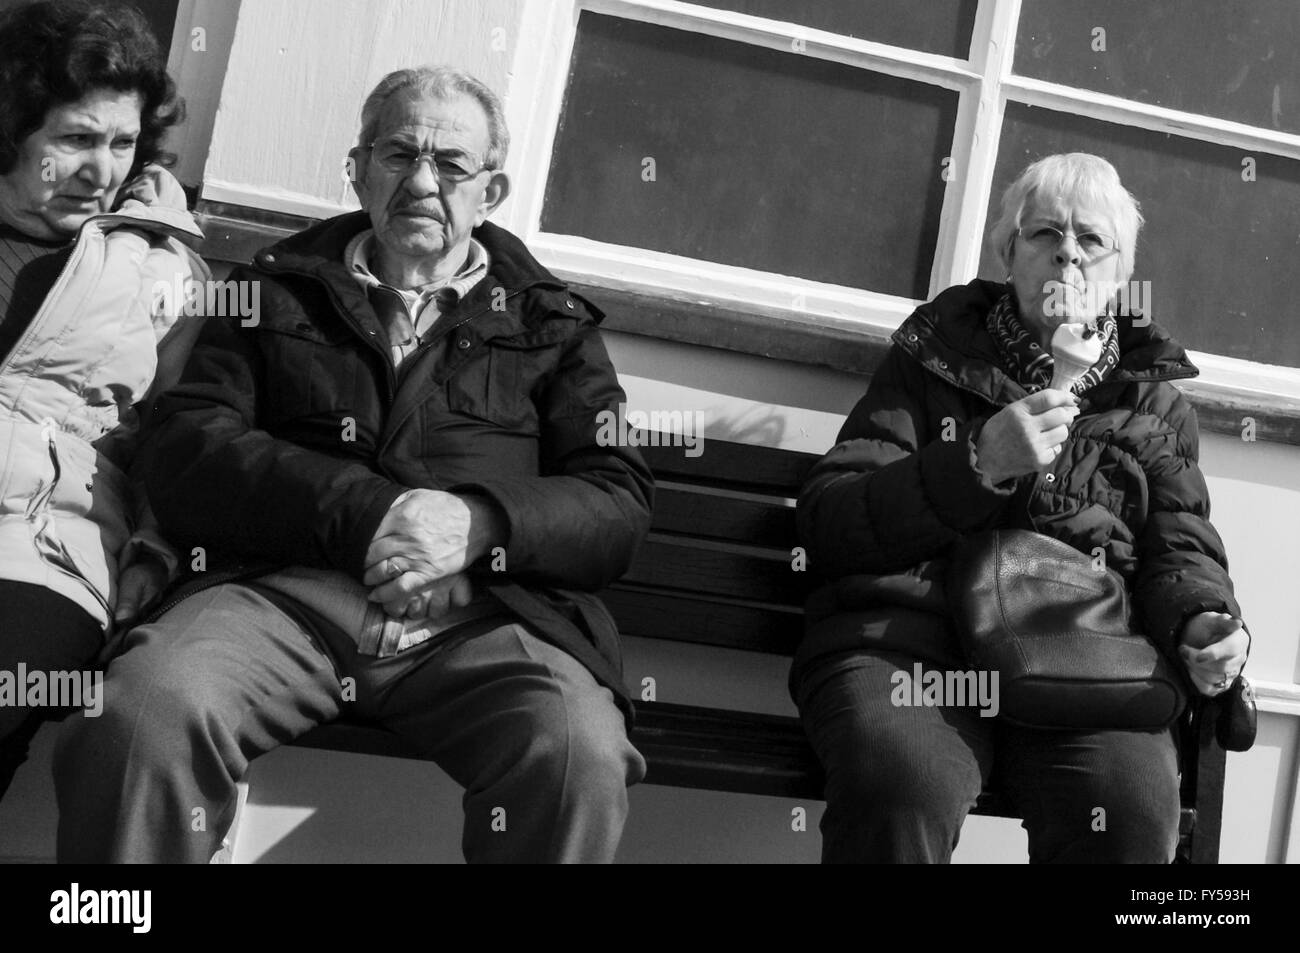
[0,186,206,631]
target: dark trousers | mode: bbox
[795,648,1182,863]
[0,582,102,800]
[54,583,644,863]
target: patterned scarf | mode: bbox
[986,292,1120,395]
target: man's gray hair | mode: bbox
[357,65,509,170]
[989,153,1144,283]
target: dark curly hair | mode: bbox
[0,0,184,178]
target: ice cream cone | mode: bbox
[1049,322,1101,391]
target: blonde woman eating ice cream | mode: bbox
[793,153,1250,863]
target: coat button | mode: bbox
[457,338,471,349]
[938,360,949,370]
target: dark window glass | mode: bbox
[979,101,1300,369]
[700,0,977,59]
[543,12,959,299]
[1016,0,1300,135]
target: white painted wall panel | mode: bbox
[203,0,522,214]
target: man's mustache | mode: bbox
[391,204,444,221]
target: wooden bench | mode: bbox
[294,432,1228,863]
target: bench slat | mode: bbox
[652,485,798,550]
[638,438,814,497]
[605,586,802,654]
[621,537,811,606]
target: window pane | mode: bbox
[1016,0,1300,135]
[543,12,959,298]
[978,102,1300,369]
[700,0,976,59]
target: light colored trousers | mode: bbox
[54,583,644,863]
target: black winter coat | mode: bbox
[795,279,1241,681]
[142,212,653,715]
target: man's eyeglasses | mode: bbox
[1016,224,1118,261]
[365,139,491,183]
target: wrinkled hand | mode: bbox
[383,573,476,621]
[114,556,169,626]
[975,389,1080,484]
[363,489,504,612]
[1178,612,1250,696]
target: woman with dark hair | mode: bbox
[0,0,205,799]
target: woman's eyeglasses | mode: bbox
[1017,224,1117,260]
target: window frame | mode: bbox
[498,0,1300,403]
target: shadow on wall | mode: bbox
[702,406,789,449]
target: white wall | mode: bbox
[199,0,523,217]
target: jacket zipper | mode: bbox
[27,419,114,618]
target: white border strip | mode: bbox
[532,232,918,331]
[202,180,355,221]
[501,0,582,242]
[497,0,577,237]
[584,0,980,90]
[1005,75,1300,163]
[1255,679,1300,718]
[929,0,1021,292]
[1184,354,1300,401]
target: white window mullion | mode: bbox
[586,0,979,91]
[929,0,1021,293]
[1004,75,1300,163]
[497,0,582,240]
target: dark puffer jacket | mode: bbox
[141,212,653,716]
[795,278,1242,682]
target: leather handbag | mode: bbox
[947,528,1186,731]
[1215,674,1258,752]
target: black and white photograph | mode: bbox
[0,0,1292,921]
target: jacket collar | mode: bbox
[251,213,585,343]
[255,211,567,298]
[893,279,1199,406]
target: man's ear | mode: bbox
[346,147,369,205]
[476,170,511,224]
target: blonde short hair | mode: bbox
[989,153,1143,282]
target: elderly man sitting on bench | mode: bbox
[54,65,653,864]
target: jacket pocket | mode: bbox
[445,336,561,433]
[256,318,361,426]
